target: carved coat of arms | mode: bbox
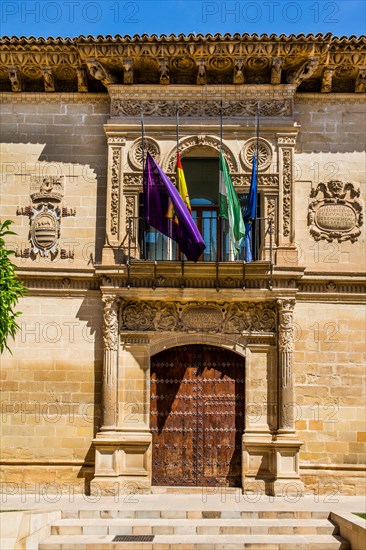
[30,204,61,257]
[308,180,363,243]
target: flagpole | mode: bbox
[176,103,179,153]
[219,99,224,263]
[141,107,145,172]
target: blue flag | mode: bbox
[244,154,257,262]
[143,152,206,262]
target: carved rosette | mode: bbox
[128,138,161,170]
[308,180,363,243]
[240,138,273,171]
[120,300,276,334]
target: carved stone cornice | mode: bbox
[1,34,364,93]
[120,300,277,334]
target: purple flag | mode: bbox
[143,152,206,262]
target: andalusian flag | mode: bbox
[176,152,192,214]
[219,150,245,257]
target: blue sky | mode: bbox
[1,0,365,38]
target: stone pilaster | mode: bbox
[276,133,299,265]
[277,298,296,436]
[271,298,303,496]
[101,295,120,429]
[103,136,126,263]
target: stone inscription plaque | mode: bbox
[315,204,356,231]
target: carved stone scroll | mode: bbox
[286,57,319,87]
[86,58,117,87]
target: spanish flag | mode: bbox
[166,152,192,222]
[176,152,192,215]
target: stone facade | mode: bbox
[0,34,365,496]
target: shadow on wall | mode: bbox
[1,102,110,263]
[75,292,104,494]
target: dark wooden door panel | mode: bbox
[151,345,244,486]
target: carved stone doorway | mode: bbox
[150,344,245,487]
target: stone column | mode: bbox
[101,295,120,429]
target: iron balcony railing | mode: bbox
[126,215,274,265]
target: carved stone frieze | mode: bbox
[120,300,277,334]
[128,138,161,170]
[123,172,279,190]
[124,172,279,189]
[111,99,292,118]
[308,180,363,243]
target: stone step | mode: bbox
[39,533,350,550]
[61,510,330,520]
[51,518,338,536]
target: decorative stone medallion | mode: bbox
[128,137,161,170]
[240,138,273,171]
[308,180,363,242]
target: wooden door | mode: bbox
[150,345,245,486]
